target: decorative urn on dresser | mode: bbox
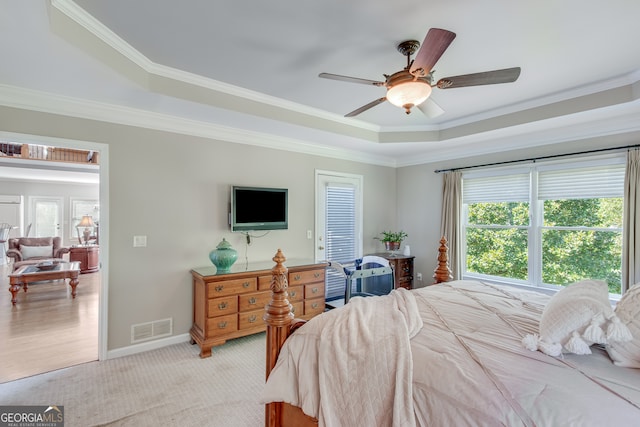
[208,238,238,274]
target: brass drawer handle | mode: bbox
[215,285,224,292]
[218,302,228,309]
[248,315,257,323]
[218,321,228,329]
[311,302,318,309]
[249,297,257,305]
[242,281,251,288]
[314,272,321,278]
[290,290,296,297]
[311,287,318,294]
[293,274,301,281]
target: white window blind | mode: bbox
[463,173,530,203]
[325,184,356,300]
[325,185,356,263]
[538,165,625,200]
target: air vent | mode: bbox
[131,318,173,344]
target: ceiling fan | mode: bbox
[319,28,521,118]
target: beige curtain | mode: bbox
[622,149,640,293]
[440,171,462,280]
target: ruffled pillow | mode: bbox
[606,283,640,367]
[522,280,632,356]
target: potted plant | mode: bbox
[374,230,408,252]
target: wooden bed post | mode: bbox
[433,236,453,284]
[264,249,294,427]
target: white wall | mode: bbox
[0,105,398,351]
[6,103,638,353]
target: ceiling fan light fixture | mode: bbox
[386,81,432,114]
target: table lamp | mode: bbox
[77,215,95,245]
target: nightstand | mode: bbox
[367,253,414,290]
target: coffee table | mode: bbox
[8,261,81,305]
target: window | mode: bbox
[462,155,624,294]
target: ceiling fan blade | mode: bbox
[417,98,444,118]
[345,98,387,117]
[436,67,521,89]
[319,72,385,87]
[410,28,456,77]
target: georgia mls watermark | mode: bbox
[0,405,64,427]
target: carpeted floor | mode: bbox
[0,333,266,427]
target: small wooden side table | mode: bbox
[69,245,99,273]
[367,253,415,290]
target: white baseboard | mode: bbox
[106,333,192,359]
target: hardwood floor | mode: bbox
[0,262,99,383]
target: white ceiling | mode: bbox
[1,0,640,167]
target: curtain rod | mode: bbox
[434,143,640,174]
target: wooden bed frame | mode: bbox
[263,239,451,427]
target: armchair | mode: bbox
[6,237,70,270]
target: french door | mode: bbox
[29,196,64,238]
[315,170,363,301]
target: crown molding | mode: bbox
[49,0,640,147]
[0,84,397,167]
[50,0,382,134]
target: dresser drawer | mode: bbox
[290,301,304,317]
[258,274,272,291]
[397,260,413,276]
[206,313,238,338]
[238,309,265,330]
[207,277,256,298]
[238,290,271,312]
[396,278,413,290]
[289,268,325,286]
[207,296,238,317]
[304,298,324,317]
[287,285,304,302]
[397,275,413,285]
[304,282,325,299]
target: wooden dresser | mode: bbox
[368,253,415,290]
[190,259,326,358]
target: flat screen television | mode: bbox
[230,186,288,232]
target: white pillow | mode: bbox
[607,283,640,367]
[20,245,53,259]
[522,280,631,356]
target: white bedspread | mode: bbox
[261,280,640,427]
[260,287,422,427]
[410,281,640,427]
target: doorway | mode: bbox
[0,133,107,383]
[315,170,363,302]
[29,196,64,238]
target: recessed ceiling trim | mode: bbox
[50,0,382,134]
[51,0,640,143]
[0,84,397,167]
[398,100,640,167]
